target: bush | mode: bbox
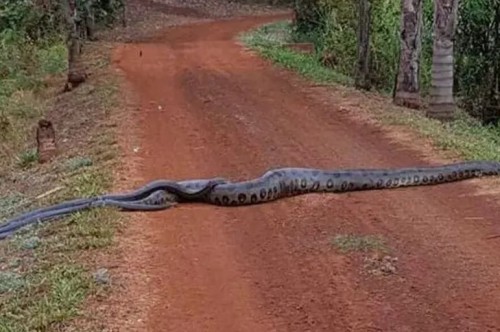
[455,0,500,124]
[0,0,65,41]
[293,1,358,78]
[292,0,406,93]
[292,0,499,125]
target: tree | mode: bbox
[82,0,97,41]
[63,0,87,91]
[355,0,371,90]
[393,0,423,109]
[427,0,459,121]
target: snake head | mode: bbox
[172,177,229,201]
[195,178,228,197]
[208,177,230,186]
[143,190,178,206]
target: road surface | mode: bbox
[111,14,500,332]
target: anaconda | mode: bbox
[199,161,500,206]
[0,160,499,239]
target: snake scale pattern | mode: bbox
[1,160,499,240]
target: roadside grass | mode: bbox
[0,168,118,331]
[0,41,68,171]
[0,39,122,331]
[332,234,388,254]
[240,21,500,162]
[240,21,353,86]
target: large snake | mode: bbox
[1,160,499,240]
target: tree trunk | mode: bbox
[63,0,86,92]
[394,0,423,109]
[83,0,97,41]
[427,0,459,121]
[355,0,371,90]
[120,0,127,27]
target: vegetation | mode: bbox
[0,0,498,329]
[0,0,124,164]
[332,234,388,253]
[0,0,125,330]
[455,0,500,124]
[292,0,399,92]
[1,76,121,331]
[0,172,119,331]
[241,21,500,161]
[290,0,499,125]
[0,44,123,329]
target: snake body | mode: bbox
[1,160,499,240]
[203,161,500,205]
[0,179,222,239]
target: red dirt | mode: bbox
[111,14,500,332]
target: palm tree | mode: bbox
[393,0,423,109]
[427,0,459,121]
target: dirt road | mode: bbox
[111,14,500,332]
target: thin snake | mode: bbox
[1,160,499,240]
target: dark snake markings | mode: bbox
[1,161,499,240]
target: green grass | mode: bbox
[16,148,38,169]
[378,109,500,161]
[241,21,500,162]
[0,265,90,331]
[64,156,94,172]
[332,234,388,253]
[0,166,119,331]
[0,39,121,330]
[240,21,353,86]
[0,39,67,171]
[0,39,67,97]
[0,193,28,220]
